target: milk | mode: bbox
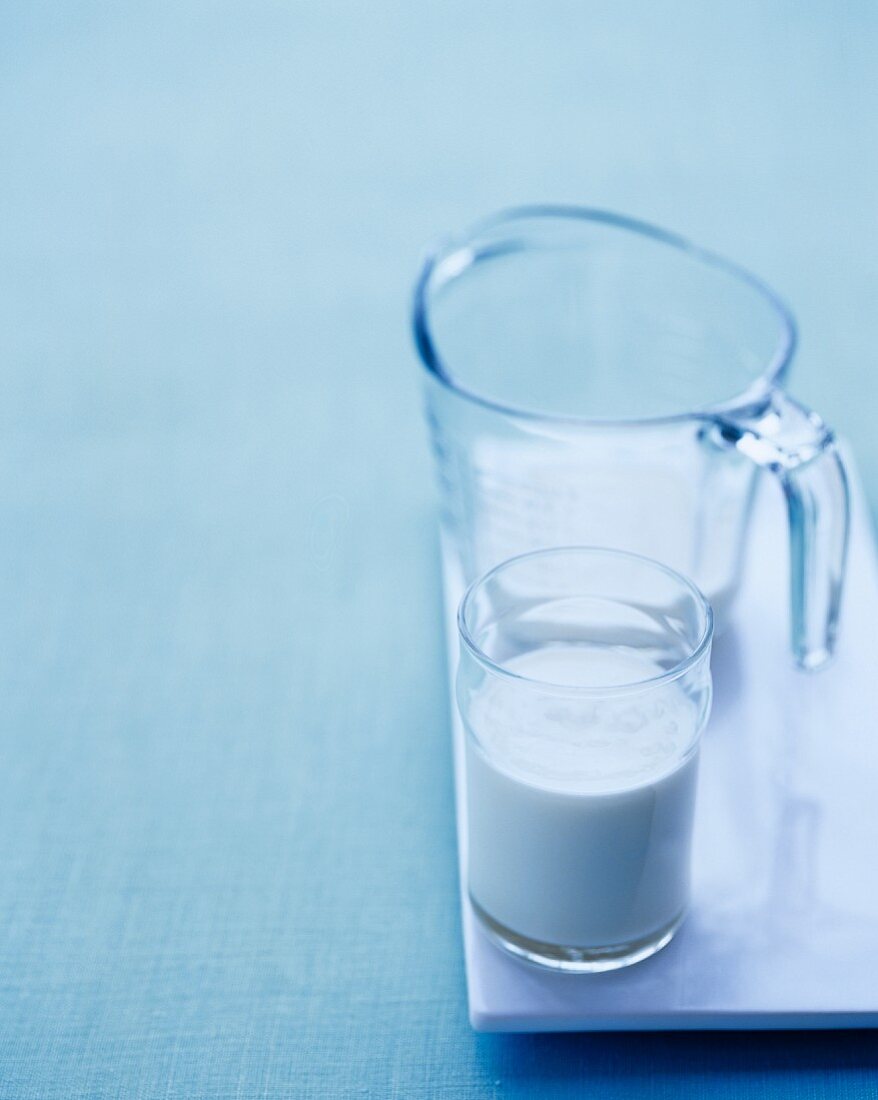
[464,645,701,950]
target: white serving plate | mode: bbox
[443,448,878,1031]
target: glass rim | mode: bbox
[457,545,715,696]
[412,204,797,428]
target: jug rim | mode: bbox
[412,205,797,427]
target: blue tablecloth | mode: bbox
[1,2,877,1095]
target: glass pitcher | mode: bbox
[412,207,849,670]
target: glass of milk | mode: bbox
[457,546,714,972]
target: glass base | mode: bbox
[471,897,685,973]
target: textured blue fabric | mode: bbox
[1,2,877,1096]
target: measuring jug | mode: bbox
[413,207,849,670]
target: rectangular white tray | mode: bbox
[444,449,878,1031]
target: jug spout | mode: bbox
[714,392,850,671]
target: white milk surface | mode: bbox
[465,646,701,948]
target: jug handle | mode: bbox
[713,392,850,671]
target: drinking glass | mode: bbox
[414,207,849,670]
[457,546,714,971]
